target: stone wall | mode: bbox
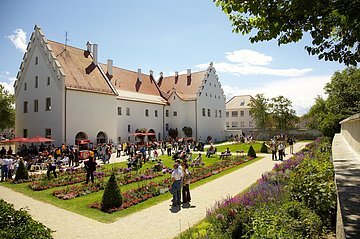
[340,113,360,153]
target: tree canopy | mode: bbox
[304,67,360,137]
[0,84,15,131]
[249,94,268,130]
[215,0,360,66]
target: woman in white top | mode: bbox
[182,163,191,204]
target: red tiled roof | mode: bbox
[100,64,163,97]
[47,40,115,95]
[158,71,206,100]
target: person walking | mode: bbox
[182,163,191,204]
[270,139,277,161]
[170,163,182,207]
[84,156,97,184]
[1,155,9,181]
[278,142,285,161]
[287,136,295,154]
[46,156,57,180]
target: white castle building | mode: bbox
[14,25,226,146]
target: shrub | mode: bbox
[0,199,53,238]
[260,142,268,153]
[15,160,29,181]
[247,145,257,158]
[101,172,123,212]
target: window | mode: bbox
[202,108,205,116]
[207,109,211,117]
[155,110,158,117]
[210,94,212,97]
[241,121,245,127]
[117,107,122,115]
[45,128,51,138]
[127,125,131,133]
[249,121,253,127]
[231,111,238,117]
[240,111,244,117]
[35,57,38,65]
[166,110,169,117]
[24,82,27,91]
[35,76,38,88]
[145,109,149,117]
[34,99,38,112]
[173,96,176,100]
[23,129,28,138]
[215,109,217,117]
[45,97,51,111]
[226,122,229,128]
[126,107,130,116]
[23,101,28,113]
[232,121,238,127]
[173,111,177,117]
[240,101,245,106]
[165,123,169,131]
[47,77,50,86]
[226,111,229,118]
[219,110,222,118]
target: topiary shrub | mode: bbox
[260,142,268,153]
[101,172,122,212]
[15,160,29,181]
[247,145,257,158]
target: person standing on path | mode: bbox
[182,163,191,204]
[84,156,97,184]
[287,136,295,154]
[270,139,277,161]
[171,163,182,207]
[278,142,285,161]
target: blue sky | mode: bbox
[0,0,345,115]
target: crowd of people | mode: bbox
[267,135,296,161]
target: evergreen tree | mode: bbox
[247,145,257,158]
[101,172,122,211]
[260,142,268,153]
[15,160,29,181]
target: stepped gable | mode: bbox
[47,40,115,95]
[158,70,207,100]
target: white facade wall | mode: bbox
[165,94,196,138]
[15,41,65,145]
[116,99,165,143]
[196,69,226,142]
[226,108,254,132]
[65,90,117,145]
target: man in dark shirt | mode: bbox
[84,156,97,184]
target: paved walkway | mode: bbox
[332,134,360,239]
[0,142,307,239]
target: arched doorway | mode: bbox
[75,132,88,142]
[148,129,156,141]
[96,131,107,144]
[75,132,90,150]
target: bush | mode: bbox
[101,172,123,212]
[0,199,53,238]
[247,145,257,158]
[15,160,29,181]
[260,142,268,153]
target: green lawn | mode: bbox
[2,154,262,223]
[213,141,264,154]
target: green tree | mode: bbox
[0,84,15,131]
[269,96,298,131]
[168,128,178,140]
[304,96,328,129]
[249,94,269,130]
[101,172,122,212]
[214,0,360,66]
[15,160,29,181]
[247,145,257,158]
[182,126,193,138]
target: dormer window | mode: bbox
[35,57,38,65]
[240,101,245,106]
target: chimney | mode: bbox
[187,69,191,76]
[175,71,178,77]
[137,68,141,82]
[107,59,113,76]
[86,41,92,52]
[149,70,153,76]
[92,43,98,65]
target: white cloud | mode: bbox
[223,75,331,115]
[196,49,313,77]
[225,49,272,66]
[0,72,16,94]
[6,28,27,53]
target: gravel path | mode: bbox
[0,142,307,239]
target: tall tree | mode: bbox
[269,96,298,131]
[249,94,268,130]
[0,84,15,131]
[214,0,360,66]
[304,95,328,129]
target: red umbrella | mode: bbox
[25,136,54,143]
[0,137,28,143]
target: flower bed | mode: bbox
[52,182,105,200]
